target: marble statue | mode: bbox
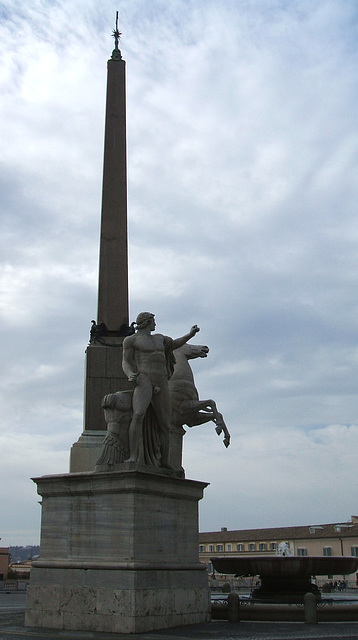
[277,541,293,556]
[95,317,230,473]
[168,343,230,469]
[122,312,199,467]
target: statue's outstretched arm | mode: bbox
[172,325,200,350]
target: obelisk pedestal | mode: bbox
[69,342,128,471]
[25,467,210,633]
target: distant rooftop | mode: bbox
[200,516,358,542]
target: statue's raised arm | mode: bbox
[172,325,200,351]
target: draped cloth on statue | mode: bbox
[142,403,161,466]
[163,335,176,379]
[96,393,164,468]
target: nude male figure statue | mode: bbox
[122,312,200,467]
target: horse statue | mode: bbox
[169,343,230,469]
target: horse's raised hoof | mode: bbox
[224,437,230,448]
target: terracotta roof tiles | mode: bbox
[199,522,358,543]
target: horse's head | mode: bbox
[176,344,209,360]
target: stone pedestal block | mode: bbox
[25,467,210,634]
[69,430,106,473]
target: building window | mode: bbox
[216,545,223,552]
[208,544,214,553]
[226,544,232,552]
[237,544,244,552]
[259,543,267,551]
[297,548,307,557]
[207,562,213,574]
[269,542,277,551]
[248,543,256,552]
[323,547,332,557]
[351,547,358,557]
[199,545,205,553]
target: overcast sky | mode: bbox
[1,0,358,546]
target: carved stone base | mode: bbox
[25,467,210,634]
[26,573,210,633]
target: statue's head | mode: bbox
[135,312,155,330]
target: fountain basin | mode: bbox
[211,556,358,603]
[211,556,358,577]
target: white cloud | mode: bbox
[1,0,358,544]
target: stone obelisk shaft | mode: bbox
[97,54,128,331]
[70,46,130,472]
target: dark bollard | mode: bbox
[228,591,240,623]
[304,592,318,624]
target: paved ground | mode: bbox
[1,593,358,640]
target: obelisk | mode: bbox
[97,16,128,331]
[70,16,130,471]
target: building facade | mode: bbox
[0,547,9,581]
[199,516,358,586]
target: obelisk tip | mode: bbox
[111,11,122,60]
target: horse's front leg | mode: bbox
[214,413,230,447]
[221,422,231,448]
[202,400,222,431]
[205,402,230,448]
[202,400,231,448]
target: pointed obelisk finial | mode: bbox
[111,11,122,60]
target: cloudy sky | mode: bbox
[1,0,358,546]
